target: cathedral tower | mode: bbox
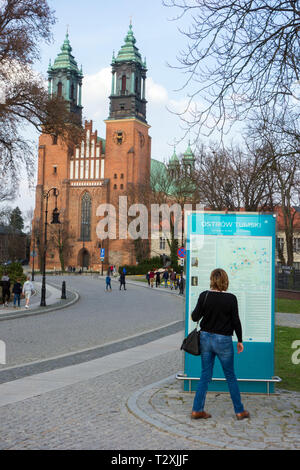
[47,31,83,122]
[104,23,151,266]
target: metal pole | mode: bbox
[40,194,49,307]
[31,240,35,282]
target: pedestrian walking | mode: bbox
[105,274,112,291]
[178,273,185,295]
[1,272,10,307]
[12,278,23,308]
[190,268,249,421]
[170,270,176,290]
[155,270,161,288]
[119,272,126,290]
[149,270,155,288]
[22,275,34,309]
[163,268,169,288]
[146,271,150,286]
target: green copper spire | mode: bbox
[169,145,180,166]
[50,30,80,72]
[183,140,195,161]
[115,23,145,67]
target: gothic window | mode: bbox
[80,192,91,241]
[121,75,126,94]
[57,82,63,97]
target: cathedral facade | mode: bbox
[32,25,152,271]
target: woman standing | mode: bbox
[190,268,249,421]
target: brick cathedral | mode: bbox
[32,25,153,271]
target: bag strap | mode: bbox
[202,290,209,311]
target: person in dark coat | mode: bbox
[13,278,22,308]
[155,270,161,288]
[119,272,126,290]
[1,272,10,307]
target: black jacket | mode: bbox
[191,290,243,342]
[13,282,22,294]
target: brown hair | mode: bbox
[210,268,229,292]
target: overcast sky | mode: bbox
[11,0,241,214]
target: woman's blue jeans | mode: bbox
[192,331,244,414]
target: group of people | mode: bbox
[1,273,34,309]
[146,268,185,294]
[105,267,126,292]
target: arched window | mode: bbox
[121,75,126,94]
[80,192,91,241]
[135,76,139,94]
[57,82,63,97]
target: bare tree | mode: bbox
[247,110,300,265]
[0,0,83,192]
[48,221,74,272]
[192,143,277,212]
[163,0,300,136]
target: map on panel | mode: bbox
[188,235,272,343]
[216,238,270,292]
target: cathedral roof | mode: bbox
[168,146,180,167]
[183,140,195,161]
[49,31,82,75]
[114,24,146,68]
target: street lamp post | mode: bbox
[40,188,60,307]
[31,239,35,282]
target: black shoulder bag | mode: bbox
[180,290,209,356]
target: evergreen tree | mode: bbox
[9,207,24,232]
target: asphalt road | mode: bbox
[0,275,184,369]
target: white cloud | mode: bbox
[147,77,168,104]
[80,67,193,158]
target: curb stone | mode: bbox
[127,375,300,450]
[0,286,80,322]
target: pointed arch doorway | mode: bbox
[78,248,90,269]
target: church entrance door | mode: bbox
[78,248,90,269]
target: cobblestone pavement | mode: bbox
[0,337,299,450]
[0,277,299,450]
[129,372,300,450]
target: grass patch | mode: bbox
[275,326,300,392]
[276,298,300,314]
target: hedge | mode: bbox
[119,257,162,275]
[0,262,27,288]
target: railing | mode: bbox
[176,373,282,395]
[276,270,300,291]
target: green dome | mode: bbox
[115,24,145,67]
[183,140,195,161]
[50,31,81,74]
[168,146,180,167]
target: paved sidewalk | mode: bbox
[0,282,79,321]
[0,331,299,450]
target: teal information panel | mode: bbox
[184,212,276,393]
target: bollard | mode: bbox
[61,281,66,299]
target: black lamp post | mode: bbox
[40,188,60,307]
[31,239,35,282]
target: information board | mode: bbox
[183,212,276,394]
